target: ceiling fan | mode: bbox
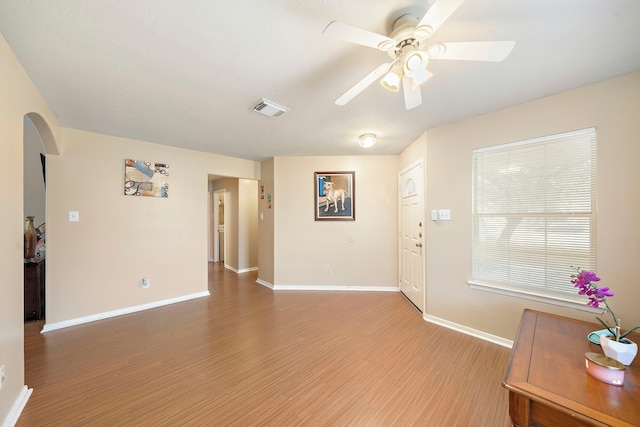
[323,0,515,110]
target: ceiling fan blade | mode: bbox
[415,0,466,39]
[323,20,396,52]
[402,76,423,110]
[428,41,515,61]
[335,63,393,106]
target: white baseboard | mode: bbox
[263,283,398,292]
[423,314,513,348]
[224,265,258,274]
[252,281,511,348]
[2,386,32,427]
[256,279,274,289]
[41,291,210,333]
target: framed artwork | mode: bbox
[315,171,355,221]
[124,159,169,197]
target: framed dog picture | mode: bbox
[315,171,355,221]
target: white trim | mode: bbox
[2,386,32,427]
[271,285,398,292]
[474,127,596,153]
[41,291,210,333]
[467,280,603,314]
[424,314,514,349]
[224,265,258,274]
[398,158,424,176]
[256,279,274,289]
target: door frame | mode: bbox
[212,189,226,263]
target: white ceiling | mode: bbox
[1,0,639,162]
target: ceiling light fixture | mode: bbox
[380,65,402,92]
[403,50,430,88]
[380,48,432,94]
[359,133,377,148]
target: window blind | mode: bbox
[472,128,597,296]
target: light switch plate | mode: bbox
[431,210,439,221]
[438,209,451,221]
[69,211,79,222]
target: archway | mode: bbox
[23,114,51,323]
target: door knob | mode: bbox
[416,243,423,247]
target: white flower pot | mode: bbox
[600,334,638,366]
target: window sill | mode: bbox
[467,280,604,314]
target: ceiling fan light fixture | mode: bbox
[410,68,431,88]
[404,50,429,75]
[380,68,401,92]
[358,133,377,148]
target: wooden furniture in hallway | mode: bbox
[24,257,45,321]
[503,309,640,427]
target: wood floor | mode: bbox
[20,263,512,426]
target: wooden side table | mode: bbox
[24,257,45,321]
[503,309,640,427]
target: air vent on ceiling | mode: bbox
[252,98,289,118]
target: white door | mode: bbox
[399,161,425,312]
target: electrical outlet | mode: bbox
[142,278,150,288]
[0,365,5,390]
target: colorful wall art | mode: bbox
[124,159,169,197]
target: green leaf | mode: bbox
[620,325,640,340]
[596,317,616,337]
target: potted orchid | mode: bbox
[571,267,639,365]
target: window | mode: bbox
[471,128,596,301]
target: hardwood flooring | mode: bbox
[20,263,511,426]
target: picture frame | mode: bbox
[124,159,169,198]
[314,171,355,221]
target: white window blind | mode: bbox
[472,128,597,297]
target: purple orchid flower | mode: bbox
[570,267,640,341]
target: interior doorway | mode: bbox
[212,189,226,264]
[208,176,259,273]
[23,115,47,323]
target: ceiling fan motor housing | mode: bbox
[388,13,424,58]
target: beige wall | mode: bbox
[258,158,275,285]
[45,128,259,324]
[238,179,258,270]
[0,33,61,424]
[399,132,426,171]
[271,156,398,288]
[423,72,640,340]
